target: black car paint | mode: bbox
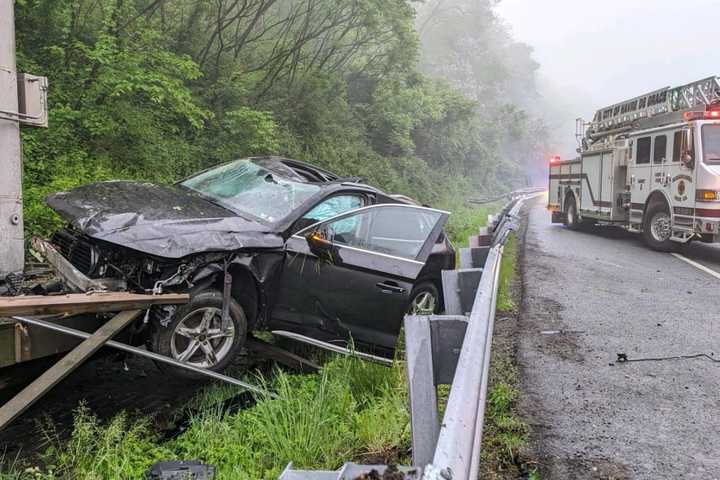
[45,157,454,349]
[46,180,285,259]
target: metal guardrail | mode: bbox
[420,191,543,479]
[467,186,545,206]
[279,190,544,480]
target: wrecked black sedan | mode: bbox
[37,157,453,375]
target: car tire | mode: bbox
[564,196,580,231]
[150,289,247,379]
[643,201,675,252]
[407,282,441,315]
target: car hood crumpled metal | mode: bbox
[46,181,284,259]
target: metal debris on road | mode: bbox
[615,352,720,364]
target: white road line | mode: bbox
[671,252,720,280]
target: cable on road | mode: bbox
[615,352,720,364]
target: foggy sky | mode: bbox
[497,0,720,157]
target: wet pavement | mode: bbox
[518,198,720,479]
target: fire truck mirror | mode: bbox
[681,129,695,170]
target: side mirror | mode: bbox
[305,230,333,256]
[682,129,695,169]
[681,151,695,170]
[293,217,318,234]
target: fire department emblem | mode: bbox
[678,180,686,196]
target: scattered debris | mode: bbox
[540,329,585,335]
[145,460,215,480]
[353,465,406,480]
[615,352,720,364]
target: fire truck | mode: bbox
[548,76,720,250]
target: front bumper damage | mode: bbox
[31,237,126,292]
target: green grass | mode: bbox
[480,232,530,479]
[444,202,499,249]
[496,235,518,312]
[3,357,410,480]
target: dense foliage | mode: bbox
[15,0,549,238]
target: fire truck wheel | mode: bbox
[643,203,675,251]
[564,198,580,230]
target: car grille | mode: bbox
[50,229,99,276]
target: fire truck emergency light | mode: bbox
[683,104,720,121]
[549,155,561,164]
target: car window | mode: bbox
[321,206,443,260]
[303,195,364,222]
[636,137,651,164]
[702,124,720,165]
[653,135,667,164]
[672,131,683,163]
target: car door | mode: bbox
[667,130,696,228]
[629,135,653,225]
[271,204,449,349]
[652,133,669,195]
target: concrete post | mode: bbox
[0,0,24,276]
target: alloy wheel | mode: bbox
[408,291,437,315]
[170,307,235,368]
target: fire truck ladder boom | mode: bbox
[589,76,720,135]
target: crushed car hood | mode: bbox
[46,181,284,258]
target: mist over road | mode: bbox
[518,198,720,479]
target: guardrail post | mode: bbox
[405,314,469,468]
[404,314,439,467]
[477,227,492,246]
[441,269,482,315]
[459,247,490,269]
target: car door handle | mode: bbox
[376,282,406,294]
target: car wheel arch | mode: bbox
[413,276,444,311]
[206,264,261,328]
[644,189,672,218]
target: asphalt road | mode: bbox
[518,198,720,479]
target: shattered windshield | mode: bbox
[180,160,320,222]
[702,124,720,165]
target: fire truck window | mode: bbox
[653,135,667,164]
[672,131,683,163]
[702,125,720,165]
[636,137,651,164]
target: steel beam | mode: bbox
[0,310,141,430]
[0,291,189,316]
[12,315,274,397]
[271,330,393,366]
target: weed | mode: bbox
[11,356,411,480]
[36,404,172,480]
[444,202,497,249]
[496,235,518,312]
